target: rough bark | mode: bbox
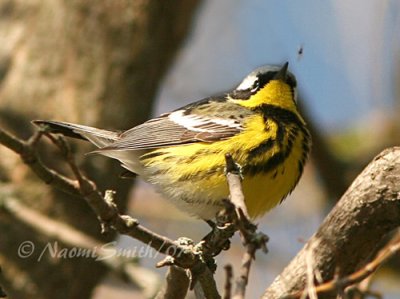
[155,266,190,299]
[0,1,200,298]
[263,147,400,299]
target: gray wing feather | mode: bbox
[37,100,252,153]
[97,100,250,151]
[98,116,239,151]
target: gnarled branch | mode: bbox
[263,147,400,299]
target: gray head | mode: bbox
[231,62,297,100]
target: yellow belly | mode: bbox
[141,115,308,219]
[242,155,301,218]
[178,143,303,219]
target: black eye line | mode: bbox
[251,78,260,90]
[230,71,296,100]
[257,71,276,88]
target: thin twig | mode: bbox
[0,127,198,268]
[1,126,270,299]
[286,238,400,298]
[0,127,224,298]
[224,154,269,299]
[0,127,80,195]
[0,194,160,296]
[223,265,233,299]
[225,154,248,219]
[348,287,383,299]
[232,244,256,299]
[264,147,400,299]
[347,267,375,299]
[302,243,318,299]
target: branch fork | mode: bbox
[1,125,270,299]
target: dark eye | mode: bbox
[251,79,259,92]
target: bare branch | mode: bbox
[232,244,255,299]
[225,154,248,218]
[0,127,225,298]
[288,236,400,298]
[223,265,233,299]
[155,266,190,299]
[0,127,80,195]
[1,126,271,299]
[0,195,160,296]
[0,127,199,267]
[224,154,269,299]
[196,267,221,299]
[263,147,400,299]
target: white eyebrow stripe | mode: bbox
[168,110,242,132]
[236,74,258,91]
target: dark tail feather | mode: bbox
[32,120,120,148]
[33,120,87,140]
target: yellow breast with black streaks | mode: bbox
[140,113,310,219]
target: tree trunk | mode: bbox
[0,0,200,298]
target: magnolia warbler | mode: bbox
[34,62,311,220]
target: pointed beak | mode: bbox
[274,62,289,81]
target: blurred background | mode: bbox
[0,0,399,298]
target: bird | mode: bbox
[34,62,311,220]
